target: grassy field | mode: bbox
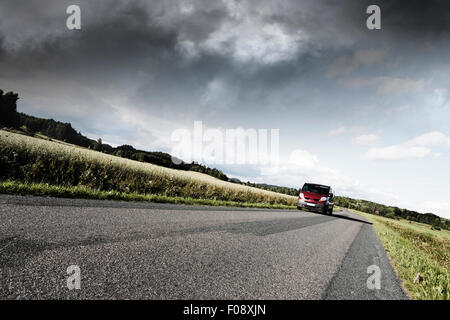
[353,209,449,300]
[0,130,297,206]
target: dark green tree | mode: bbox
[0,90,19,127]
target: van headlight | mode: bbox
[299,193,305,200]
[320,196,327,202]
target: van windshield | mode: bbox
[302,184,330,195]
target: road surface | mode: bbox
[0,194,407,299]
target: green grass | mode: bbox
[0,130,297,206]
[353,210,449,300]
[386,218,450,242]
[0,180,297,210]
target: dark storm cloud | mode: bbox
[1,0,447,67]
[378,0,450,39]
[0,0,449,125]
[1,0,447,78]
[0,1,230,117]
[0,1,177,77]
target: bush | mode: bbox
[385,212,396,219]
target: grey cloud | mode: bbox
[0,0,449,132]
[2,0,449,58]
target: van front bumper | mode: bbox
[297,199,326,212]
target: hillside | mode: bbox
[0,89,229,182]
[0,130,297,207]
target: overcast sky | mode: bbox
[1,0,450,218]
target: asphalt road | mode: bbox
[0,194,407,299]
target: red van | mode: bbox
[297,183,334,215]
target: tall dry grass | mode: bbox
[0,130,297,205]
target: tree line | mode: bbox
[334,196,449,230]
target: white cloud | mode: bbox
[365,131,450,160]
[178,1,307,64]
[289,149,319,169]
[205,22,306,64]
[407,132,450,147]
[329,126,347,136]
[365,145,431,160]
[353,134,381,146]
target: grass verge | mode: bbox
[353,209,449,300]
[0,180,297,210]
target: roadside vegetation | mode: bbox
[0,181,296,209]
[0,130,297,206]
[335,196,450,231]
[354,209,449,300]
